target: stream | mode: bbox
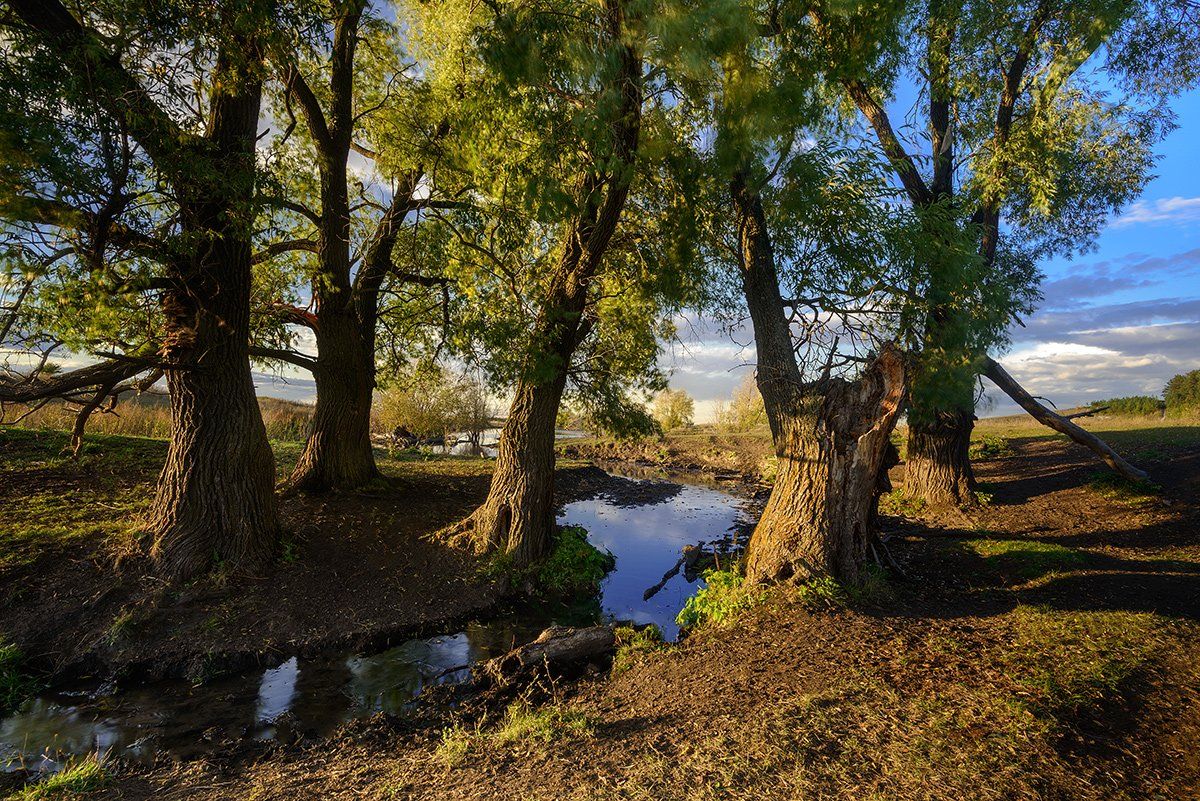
[1,470,751,773]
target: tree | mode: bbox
[377,368,492,444]
[816,0,1168,507]
[1165,369,1200,415]
[714,373,768,432]
[253,3,459,492]
[680,1,914,582]
[417,0,666,567]
[0,0,286,577]
[652,388,694,431]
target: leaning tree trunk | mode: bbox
[745,349,906,584]
[288,310,378,492]
[903,406,977,507]
[147,70,279,579]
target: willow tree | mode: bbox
[678,0,916,582]
[814,0,1167,506]
[0,1,284,577]
[251,2,461,492]
[412,0,702,566]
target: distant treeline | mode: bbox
[1090,369,1200,417]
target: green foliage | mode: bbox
[536,525,615,597]
[652,388,694,432]
[7,754,107,799]
[676,569,765,631]
[877,488,927,518]
[612,624,666,674]
[1164,369,1200,415]
[1087,471,1160,505]
[969,434,1011,460]
[1089,396,1164,416]
[794,576,850,610]
[0,641,38,715]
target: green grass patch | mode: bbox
[0,641,38,715]
[676,569,767,631]
[494,699,593,744]
[969,433,1011,460]
[612,624,666,674]
[877,488,927,518]
[964,538,1086,581]
[1086,471,1160,505]
[536,525,615,596]
[6,754,108,800]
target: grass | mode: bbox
[0,641,38,715]
[535,525,616,596]
[432,701,593,769]
[5,755,108,800]
[676,569,767,631]
[969,433,1011,460]
[877,488,927,517]
[611,624,666,674]
[963,537,1087,581]
[1086,471,1161,505]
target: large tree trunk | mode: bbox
[745,350,906,584]
[147,64,279,579]
[731,168,906,584]
[288,311,378,492]
[903,406,977,507]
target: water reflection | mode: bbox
[2,472,748,771]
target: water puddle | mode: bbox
[1,471,749,772]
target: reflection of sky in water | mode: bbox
[2,473,745,772]
[559,483,747,640]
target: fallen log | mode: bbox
[982,357,1149,482]
[476,625,616,686]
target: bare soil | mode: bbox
[41,426,1199,800]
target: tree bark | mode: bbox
[982,357,1149,482]
[904,407,977,507]
[744,350,906,584]
[147,56,279,578]
[731,169,907,584]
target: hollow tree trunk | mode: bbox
[288,311,378,492]
[745,350,906,584]
[147,66,279,579]
[731,168,906,584]
[903,406,977,507]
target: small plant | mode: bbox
[1087,471,1160,505]
[105,609,135,645]
[877,488,927,518]
[433,724,475,768]
[534,525,615,597]
[970,434,1010,460]
[676,569,766,631]
[612,624,665,674]
[494,700,593,744]
[9,754,108,799]
[0,641,38,715]
[795,576,850,609]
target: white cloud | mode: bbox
[1111,196,1200,227]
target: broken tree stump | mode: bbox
[475,625,617,686]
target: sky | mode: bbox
[661,87,1200,422]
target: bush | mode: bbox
[1164,369,1200,415]
[536,525,616,596]
[376,367,492,442]
[1088,396,1163,416]
[676,569,766,631]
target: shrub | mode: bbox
[376,367,492,443]
[676,569,766,631]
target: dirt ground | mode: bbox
[0,430,632,686]
[8,422,1187,801]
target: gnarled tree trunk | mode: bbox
[150,73,279,578]
[903,407,976,507]
[745,350,906,584]
[731,168,906,584]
